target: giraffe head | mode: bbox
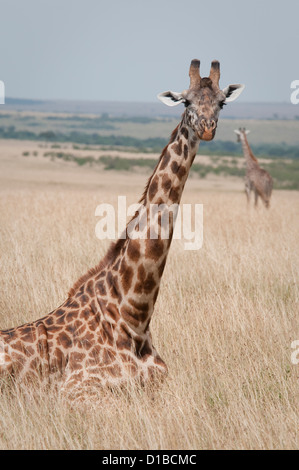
[234,127,250,142]
[158,59,245,141]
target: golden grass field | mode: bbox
[0,140,298,449]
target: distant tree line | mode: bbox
[36,150,299,190]
[1,125,299,159]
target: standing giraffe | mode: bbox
[0,60,244,403]
[234,128,273,208]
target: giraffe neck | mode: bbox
[107,116,199,335]
[240,134,259,171]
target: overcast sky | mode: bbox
[0,0,298,102]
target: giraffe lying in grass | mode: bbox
[235,128,273,208]
[0,60,244,403]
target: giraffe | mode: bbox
[234,128,273,208]
[0,60,244,403]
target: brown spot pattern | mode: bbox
[0,113,198,394]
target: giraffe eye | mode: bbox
[219,100,226,110]
[184,99,191,108]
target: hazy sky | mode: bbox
[0,0,298,102]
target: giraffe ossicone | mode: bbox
[0,60,244,404]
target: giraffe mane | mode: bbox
[249,148,259,163]
[243,133,259,163]
[68,238,126,298]
[139,124,180,204]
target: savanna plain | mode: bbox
[0,111,298,450]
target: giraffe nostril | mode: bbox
[200,119,216,131]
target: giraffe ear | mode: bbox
[157,91,185,107]
[223,84,245,102]
[234,129,241,135]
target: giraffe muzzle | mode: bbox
[199,119,217,141]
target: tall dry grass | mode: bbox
[0,179,298,449]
